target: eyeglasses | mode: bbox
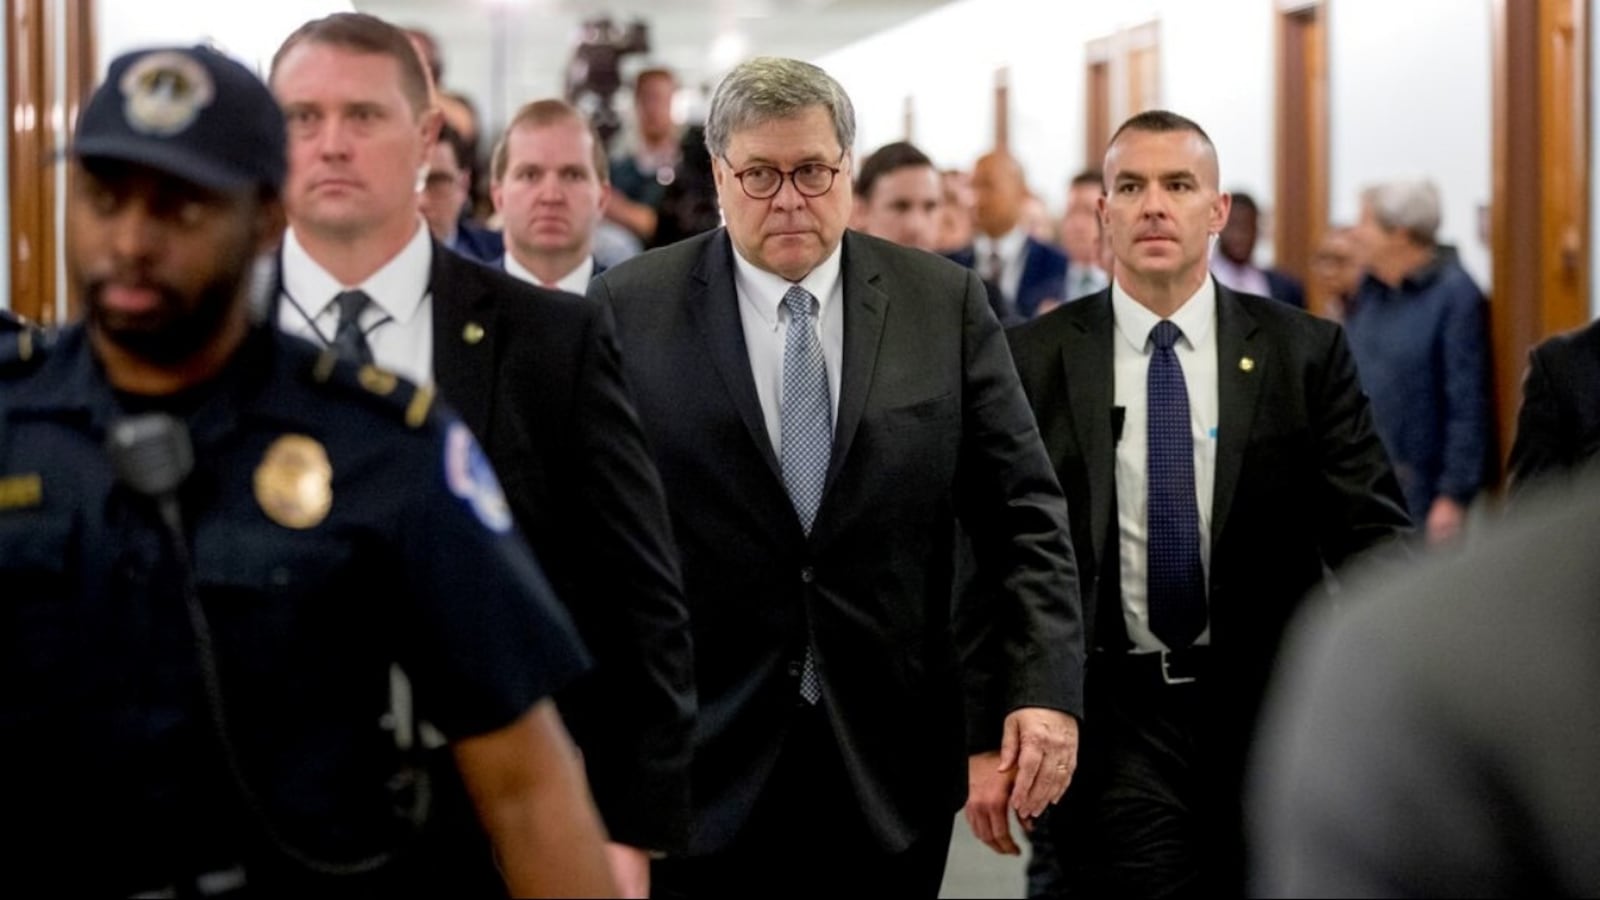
[725,153,846,200]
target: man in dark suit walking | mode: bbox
[948,151,1069,323]
[590,56,1084,897]
[1005,110,1410,897]
[1508,318,1600,491]
[266,14,692,896]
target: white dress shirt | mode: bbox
[1211,252,1272,300]
[732,243,845,454]
[504,253,595,296]
[972,226,1029,306]
[1111,276,1220,652]
[277,221,435,387]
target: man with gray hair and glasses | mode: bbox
[590,56,1085,896]
[1345,178,1491,545]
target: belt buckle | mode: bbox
[1160,649,1197,685]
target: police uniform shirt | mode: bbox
[278,221,435,387]
[0,325,589,891]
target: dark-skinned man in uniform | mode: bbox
[0,45,616,896]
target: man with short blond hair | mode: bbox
[491,99,611,292]
[268,13,694,897]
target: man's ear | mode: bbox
[255,197,288,255]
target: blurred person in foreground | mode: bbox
[1253,474,1600,897]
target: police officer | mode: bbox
[0,46,617,896]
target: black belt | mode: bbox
[1096,646,1211,688]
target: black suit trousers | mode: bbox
[652,702,954,899]
[1026,658,1245,899]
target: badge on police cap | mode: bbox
[444,422,513,534]
[254,435,334,530]
[120,50,215,136]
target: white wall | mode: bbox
[96,0,354,77]
[818,0,1281,254]
[1328,0,1493,287]
[2,27,9,311]
[820,0,1492,280]
[1593,0,1599,319]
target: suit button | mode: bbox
[800,566,815,584]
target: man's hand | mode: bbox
[965,751,1021,855]
[1426,497,1466,546]
[604,842,651,899]
[998,707,1079,820]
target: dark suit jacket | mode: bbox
[449,221,504,265]
[1006,285,1410,738]
[267,244,694,854]
[591,228,1083,856]
[1264,268,1305,309]
[425,247,693,851]
[948,236,1070,322]
[1508,317,1600,491]
[0,311,28,333]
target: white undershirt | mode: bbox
[504,253,595,296]
[1111,276,1220,652]
[732,242,845,453]
[278,220,435,386]
[972,226,1028,307]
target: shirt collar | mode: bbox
[283,219,433,325]
[505,253,594,294]
[974,226,1029,264]
[1111,274,1217,353]
[732,239,844,327]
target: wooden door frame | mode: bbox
[1491,0,1591,466]
[6,0,94,325]
[1274,1,1329,315]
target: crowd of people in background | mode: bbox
[2,9,1598,899]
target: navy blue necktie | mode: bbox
[1146,320,1207,649]
[780,285,831,703]
[330,290,375,366]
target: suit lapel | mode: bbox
[689,232,783,481]
[1064,293,1118,566]
[429,243,498,438]
[824,232,889,491]
[1210,284,1264,549]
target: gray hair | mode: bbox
[1361,179,1442,245]
[704,57,856,160]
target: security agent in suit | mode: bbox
[1004,110,1411,897]
[1253,475,1600,897]
[590,57,1084,897]
[265,13,692,894]
[948,151,1070,323]
[487,98,611,294]
[0,43,612,895]
[1508,317,1600,492]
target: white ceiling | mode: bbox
[354,0,955,130]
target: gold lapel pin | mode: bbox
[1239,357,1255,372]
[463,322,486,345]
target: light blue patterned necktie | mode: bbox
[1146,320,1207,649]
[780,284,831,703]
